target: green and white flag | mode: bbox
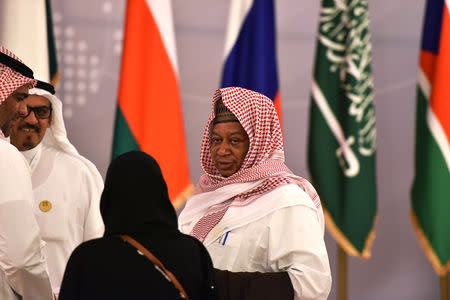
[308,0,377,258]
[45,0,59,85]
[0,0,58,85]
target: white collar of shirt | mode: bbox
[21,143,42,172]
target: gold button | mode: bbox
[39,200,52,212]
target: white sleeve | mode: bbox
[0,145,54,299]
[81,168,104,241]
[267,205,332,300]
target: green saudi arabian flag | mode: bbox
[307,0,377,258]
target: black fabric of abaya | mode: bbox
[59,151,218,300]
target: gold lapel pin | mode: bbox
[39,200,52,212]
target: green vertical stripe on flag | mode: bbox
[45,0,58,85]
[412,87,450,273]
[112,105,140,160]
[308,0,377,258]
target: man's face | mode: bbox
[210,121,249,177]
[0,85,29,137]
[10,95,51,151]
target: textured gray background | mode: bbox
[4,0,447,299]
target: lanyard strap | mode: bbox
[119,234,190,300]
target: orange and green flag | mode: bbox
[308,0,377,258]
[412,0,450,275]
[113,0,193,207]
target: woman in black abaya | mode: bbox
[59,151,218,300]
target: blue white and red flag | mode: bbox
[221,0,282,121]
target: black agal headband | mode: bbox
[35,80,56,95]
[0,51,34,78]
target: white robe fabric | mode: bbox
[0,138,53,300]
[23,144,104,295]
[19,88,104,295]
[180,184,331,300]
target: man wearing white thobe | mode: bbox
[9,81,104,296]
[0,47,54,299]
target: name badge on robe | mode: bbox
[39,200,52,212]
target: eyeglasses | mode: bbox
[21,105,52,119]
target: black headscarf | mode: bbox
[60,151,219,300]
[101,151,178,237]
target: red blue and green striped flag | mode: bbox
[412,0,450,275]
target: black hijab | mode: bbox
[59,151,219,300]
[100,151,178,237]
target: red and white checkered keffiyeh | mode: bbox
[0,46,37,104]
[187,87,321,242]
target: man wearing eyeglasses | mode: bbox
[9,81,104,297]
[0,46,54,299]
[10,89,52,152]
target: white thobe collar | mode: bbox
[21,143,42,172]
